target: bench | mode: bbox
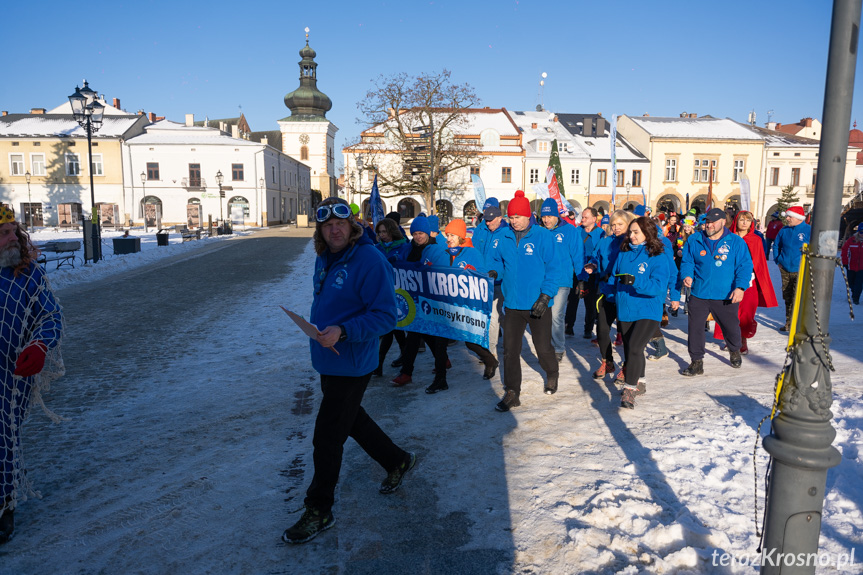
[37,241,81,271]
[181,228,201,241]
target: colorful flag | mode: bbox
[641,188,647,211]
[610,115,618,207]
[545,167,576,225]
[470,173,487,213]
[369,174,385,227]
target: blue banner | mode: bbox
[369,175,386,228]
[392,261,492,347]
[470,174,487,214]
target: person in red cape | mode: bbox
[713,210,778,353]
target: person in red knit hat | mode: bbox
[713,210,778,354]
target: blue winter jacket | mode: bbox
[490,223,560,310]
[472,219,509,286]
[444,246,487,274]
[375,238,411,263]
[772,222,811,273]
[660,235,676,296]
[680,228,754,301]
[612,243,673,322]
[574,226,605,281]
[589,233,627,301]
[545,220,584,289]
[310,235,397,376]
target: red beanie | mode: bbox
[784,206,806,221]
[507,190,531,218]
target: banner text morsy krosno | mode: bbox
[391,261,493,348]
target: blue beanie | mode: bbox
[601,215,610,225]
[540,198,560,217]
[634,205,646,217]
[410,215,431,235]
[857,222,863,232]
[483,197,500,210]
[427,215,440,233]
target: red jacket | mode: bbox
[731,212,778,308]
[841,234,863,271]
[766,219,784,240]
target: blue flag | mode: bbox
[471,174,487,215]
[369,175,385,228]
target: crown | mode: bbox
[0,204,15,224]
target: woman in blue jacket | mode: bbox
[585,210,635,379]
[373,217,411,376]
[612,216,672,409]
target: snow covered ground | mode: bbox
[4,229,862,573]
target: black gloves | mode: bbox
[616,273,635,286]
[488,270,498,279]
[530,293,551,319]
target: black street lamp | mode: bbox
[24,171,32,229]
[259,177,265,227]
[215,169,224,224]
[69,80,104,262]
[139,171,146,231]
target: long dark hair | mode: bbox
[622,216,665,256]
[375,217,404,242]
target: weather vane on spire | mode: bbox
[305,27,309,42]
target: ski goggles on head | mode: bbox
[316,202,352,223]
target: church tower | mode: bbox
[278,28,338,198]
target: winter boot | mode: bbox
[614,366,627,383]
[681,359,704,377]
[614,332,623,347]
[544,372,559,395]
[622,379,647,396]
[593,359,614,379]
[425,377,449,394]
[391,373,412,387]
[620,386,637,409]
[482,358,499,380]
[495,390,521,412]
[647,338,668,361]
[379,452,417,494]
[729,350,742,368]
[556,352,564,363]
[282,507,335,544]
[740,338,749,355]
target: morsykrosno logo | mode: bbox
[524,243,535,255]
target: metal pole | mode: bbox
[26,181,31,229]
[760,1,859,573]
[86,115,101,262]
[429,115,435,216]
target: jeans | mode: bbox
[488,285,505,352]
[550,286,571,354]
[305,373,406,513]
[850,269,863,303]
[780,268,798,324]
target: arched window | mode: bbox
[480,129,500,148]
[300,146,309,161]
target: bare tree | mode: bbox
[349,70,485,216]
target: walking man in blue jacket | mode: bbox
[489,191,560,411]
[471,201,508,357]
[772,206,810,331]
[673,207,753,376]
[283,197,416,544]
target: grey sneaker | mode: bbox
[282,507,335,544]
[379,452,417,494]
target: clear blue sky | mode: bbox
[2,0,861,174]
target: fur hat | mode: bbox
[507,190,531,218]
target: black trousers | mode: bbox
[780,268,798,323]
[400,331,448,379]
[687,295,742,360]
[565,274,598,334]
[378,329,406,370]
[502,308,557,395]
[465,341,496,366]
[305,373,406,512]
[620,319,660,387]
[596,296,618,363]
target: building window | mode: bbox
[301,146,309,161]
[559,142,568,152]
[30,153,46,176]
[632,170,642,187]
[665,158,676,182]
[66,153,80,176]
[693,159,717,183]
[189,163,201,187]
[470,166,480,177]
[812,168,817,186]
[501,167,512,183]
[367,169,375,182]
[597,169,607,187]
[91,154,104,176]
[232,163,244,181]
[272,166,276,183]
[617,169,624,185]
[529,168,540,184]
[571,169,580,185]
[9,154,24,176]
[791,168,800,186]
[733,159,745,182]
[147,162,160,180]
[770,167,780,186]
[537,141,549,153]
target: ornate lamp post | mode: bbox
[24,171,32,229]
[355,155,364,214]
[215,169,225,226]
[68,81,104,262]
[626,181,632,208]
[259,177,265,227]
[139,171,146,230]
